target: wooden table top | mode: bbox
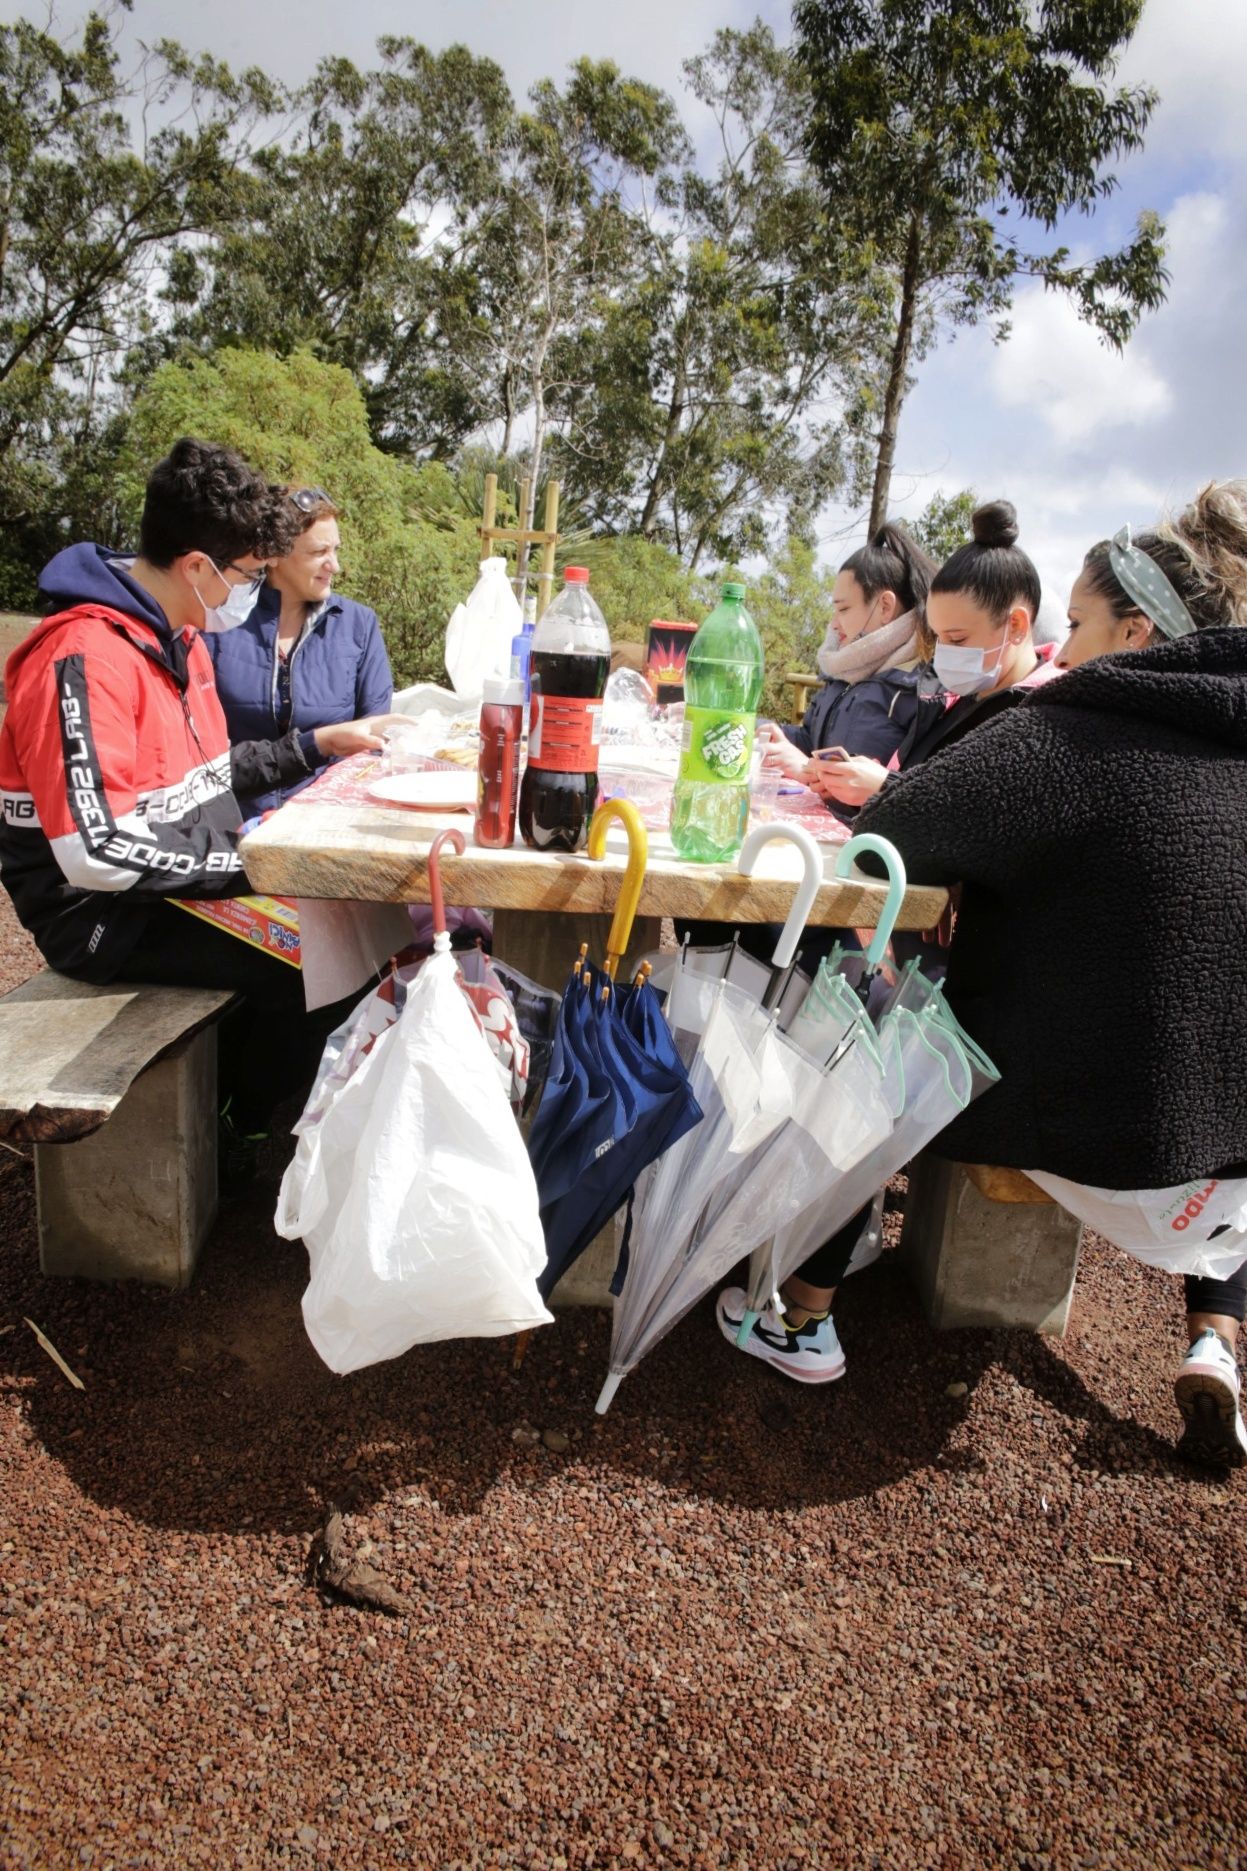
[240,795,948,931]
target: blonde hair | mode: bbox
[1158,479,1247,627]
[1082,479,1247,632]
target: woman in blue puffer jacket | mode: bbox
[208,487,393,814]
[760,521,941,796]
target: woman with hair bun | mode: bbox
[811,499,1058,813]
[840,480,1247,1466]
[719,500,1061,1384]
[761,521,940,788]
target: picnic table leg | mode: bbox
[494,907,662,1312]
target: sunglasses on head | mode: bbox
[288,487,333,514]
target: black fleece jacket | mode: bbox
[856,628,1247,1187]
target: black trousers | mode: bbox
[791,1198,1247,1322]
[110,904,359,1132]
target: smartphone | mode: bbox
[814,746,851,763]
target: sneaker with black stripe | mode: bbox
[1174,1329,1247,1468]
[716,1285,846,1384]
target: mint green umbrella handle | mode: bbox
[834,833,907,969]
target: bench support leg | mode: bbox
[35,1028,218,1290]
[900,1155,1081,1336]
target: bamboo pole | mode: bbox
[536,481,561,620]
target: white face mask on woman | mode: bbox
[932,635,1007,697]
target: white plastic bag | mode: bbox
[277,941,552,1373]
[1026,1168,1247,1280]
[444,557,521,699]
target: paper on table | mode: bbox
[297,899,415,1011]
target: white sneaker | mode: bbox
[716,1285,846,1385]
[1174,1329,1247,1468]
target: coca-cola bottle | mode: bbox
[518,568,610,852]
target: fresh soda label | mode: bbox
[678,706,754,784]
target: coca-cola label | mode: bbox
[527,693,603,773]
[679,706,754,784]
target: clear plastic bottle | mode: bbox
[518,568,611,853]
[510,594,537,701]
[670,582,764,862]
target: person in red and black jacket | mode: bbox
[0,437,399,1162]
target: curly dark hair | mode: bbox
[139,437,301,569]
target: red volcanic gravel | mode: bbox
[0,891,1244,1869]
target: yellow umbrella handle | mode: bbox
[588,798,648,979]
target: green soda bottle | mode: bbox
[670,582,764,862]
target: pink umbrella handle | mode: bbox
[427,828,465,936]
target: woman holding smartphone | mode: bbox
[760,522,939,789]
[720,502,1057,1386]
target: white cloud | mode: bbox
[987,289,1171,435]
[1118,0,1247,172]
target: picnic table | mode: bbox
[238,752,949,991]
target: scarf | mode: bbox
[816,608,919,684]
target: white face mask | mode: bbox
[196,558,262,634]
[932,635,1007,697]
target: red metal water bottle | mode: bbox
[474,676,524,849]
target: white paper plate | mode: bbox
[368,771,477,812]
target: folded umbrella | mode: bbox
[527,800,702,1299]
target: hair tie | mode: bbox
[1108,524,1195,640]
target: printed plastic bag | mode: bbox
[277,941,552,1374]
[445,557,520,699]
[1026,1168,1247,1280]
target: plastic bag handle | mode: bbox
[737,822,823,970]
[428,827,466,936]
[833,833,907,969]
[588,798,647,978]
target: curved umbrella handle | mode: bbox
[427,827,466,937]
[834,832,907,969]
[588,798,647,979]
[737,821,823,970]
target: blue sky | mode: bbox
[39,0,1242,630]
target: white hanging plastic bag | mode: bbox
[1025,1169,1247,1281]
[444,557,521,699]
[277,941,552,1373]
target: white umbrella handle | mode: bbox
[737,822,824,970]
[834,833,907,968]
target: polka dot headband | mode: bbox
[1108,524,1195,640]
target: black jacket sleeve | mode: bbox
[230,729,316,804]
[854,709,1053,889]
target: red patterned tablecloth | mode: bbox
[285,750,849,847]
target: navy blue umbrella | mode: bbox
[526,801,702,1298]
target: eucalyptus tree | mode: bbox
[794,0,1167,529]
[552,25,889,568]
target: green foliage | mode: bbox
[175,40,513,456]
[574,537,699,644]
[794,0,1167,525]
[910,489,977,567]
[718,539,837,720]
[554,24,886,567]
[122,349,482,685]
[0,9,280,526]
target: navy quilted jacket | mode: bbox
[207,585,393,813]
[783,663,929,764]
[857,627,1247,1186]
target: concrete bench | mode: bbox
[901,1156,1081,1335]
[0,971,236,1289]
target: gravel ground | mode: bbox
[1,892,1244,1869]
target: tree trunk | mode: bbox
[869,215,924,535]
